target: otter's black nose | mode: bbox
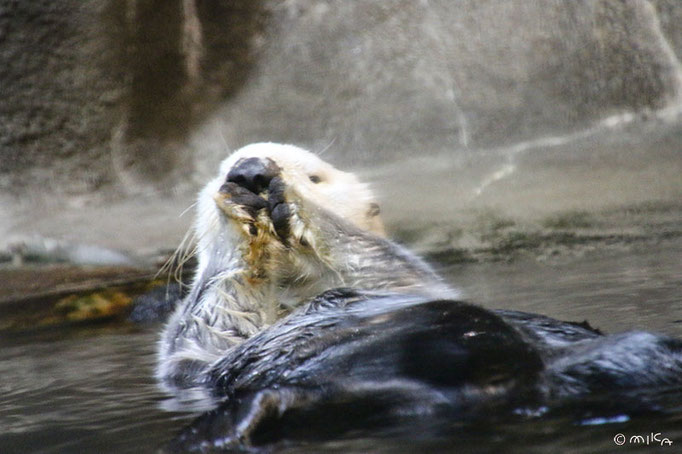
[226,157,280,194]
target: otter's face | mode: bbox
[217,143,383,234]
[204,142,384,237]
[193,143,384,272]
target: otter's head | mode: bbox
[218,143,383,233]
[193,143,384,276]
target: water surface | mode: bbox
[1,240,681,453]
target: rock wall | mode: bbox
[0,0,123,193]
[1,0,681,254]
[210,0,682,165]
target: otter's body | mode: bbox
[157,143,682,451]
[168,288,682,452]
[157,143,451,393]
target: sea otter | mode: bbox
[157,143,451,393]
[158,143,682,451]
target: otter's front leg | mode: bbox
[267,175,291,241]
[264,177,449,296]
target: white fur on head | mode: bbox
[193,142,384,279]
[217,143,385,235]
[192,169,242,279]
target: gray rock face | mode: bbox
[0,0,123,192]
[0,0,268,193]
[1,0,681,253]
[216,0,682,162]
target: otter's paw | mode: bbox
[214,181,268,222]
[214,156,279,224]
[267,176,291,241]
[266,177,312,248]
[213,156,306,244]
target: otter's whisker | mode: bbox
[155,230,196,292]
[175,242,198,285]
[179,201,198,218]
[157,227,198,292]
[315,137,337,157]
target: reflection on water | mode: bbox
[0,240,680,453]
[443,240,682,338]
[0,328,191,454]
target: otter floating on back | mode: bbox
[157,143,452,393]
[158,143,682,452]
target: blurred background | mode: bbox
[1,2,682,453]
[1,0,681,261]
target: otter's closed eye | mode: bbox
[309,175,322,184]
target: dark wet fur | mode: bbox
[166,289,682,452]
[161,156,682,452]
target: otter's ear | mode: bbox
[367,203,381,218]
